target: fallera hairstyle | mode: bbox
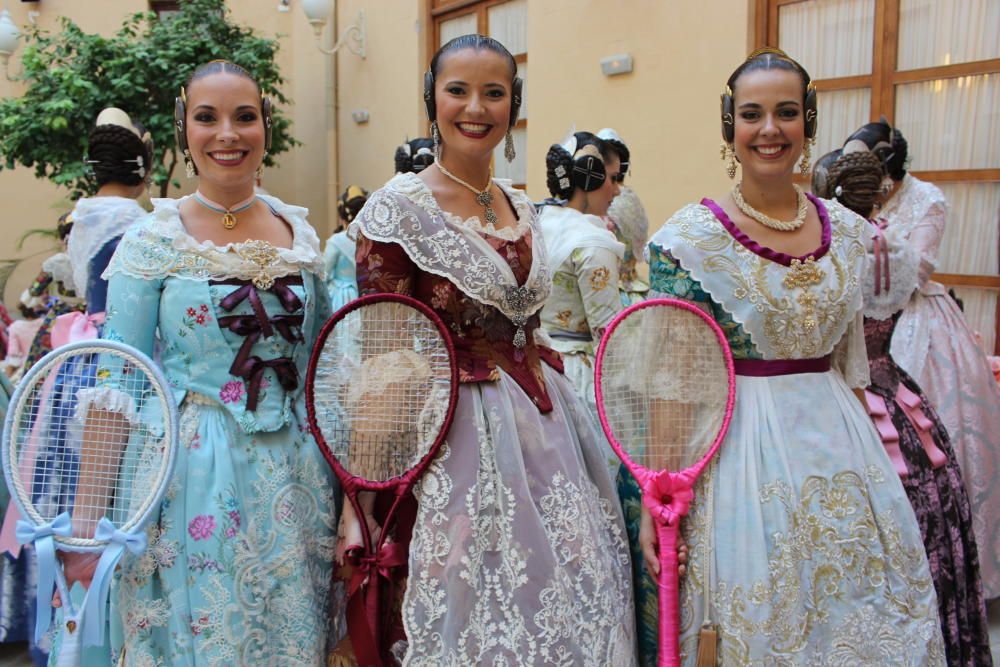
[817,150,885,219]
[845,119,909,181]
[545,132,613,199]
[87,120,152,188]
[394,137,435,174]
[337,185,369,224]
[722,47,817,143]
[186,60,261,96]
[430,34,517,80]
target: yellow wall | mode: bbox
[0,0,753,306]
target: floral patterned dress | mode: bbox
[351,173,635,666]
[323,230,358,311]
[85,195,339,666]
[882,174,1000,598]
[625,196,945,666]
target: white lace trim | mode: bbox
[74,386,139,424]
[649,198,868,361]
[42,253,77,292]
[103,194,324,282]
[67,197,148,293]
[879,174,947,241]
[445,210,531,242]
[351,172,550,322]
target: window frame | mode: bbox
[756,0,1000,350]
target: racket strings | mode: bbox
[9,348,171,540]
[599,307,730,471]
[313,301,453,482]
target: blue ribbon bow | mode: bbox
[83,518,148,647]
[15,512,72,642]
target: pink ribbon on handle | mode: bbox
[51,311,105,347]
[639,469,696,527]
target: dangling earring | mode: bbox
[183,150,196,178]
[256,164,264,181]
[431,121,442,162]
[720,141,737,180]
[799,138,813,174]
[504,129,516,162]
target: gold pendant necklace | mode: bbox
[436,161,497,226]
[193,191,258,230]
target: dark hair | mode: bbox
[602,138,630,176]
[545,132,613,199]
[337,185,369,224]
[821,151,885,218]
[394,137,435,174]
[87,122,151,187]
[186,60,261,96]
[430,34,517,80]
[56,211,74,241]
[845,120,908,180]
[727,49,811,101]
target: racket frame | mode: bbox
[594,297,735,667]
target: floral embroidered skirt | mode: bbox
[400,365,636,666]
[108,395,341,666]
[891,287,1000,599]
[624,370,946,666]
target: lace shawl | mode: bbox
[67,197,148,293]
[103,194,324,283]
[538,204,625,272]
[350,172,550,322]
[608,186,649,257]
[880,174,948,243]
[648,198,870,386]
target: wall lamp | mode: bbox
[300,0,365,59]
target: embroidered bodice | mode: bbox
[92,195,329,433]
[647,195,871,387]
[353,174,562,413]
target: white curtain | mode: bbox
[814,88,871,163]
[779,0,874,79]
[439,12,477,47]
[488,0,527,56]
[895,74,1000,171]
[898,0,1000,71]
[936,183,1000,275]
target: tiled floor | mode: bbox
[0,600,996,665]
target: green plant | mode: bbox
[0,0,296,199]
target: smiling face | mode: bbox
[433,47,513,161]
[184,71,266,189]
[732,68,806,180]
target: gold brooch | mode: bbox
[782,256,825,290]
[236,240,279,290]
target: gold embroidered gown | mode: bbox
[635,196,945,666]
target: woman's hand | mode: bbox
[53,551,102,608]
[335,493,380,566]
[639,502,688,581]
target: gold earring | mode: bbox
[256,164,264,180]
[183,150,196,178]
[504,129,516,162]
[431,121,442,162]
[720,141,737,179]
[799,138,813,174]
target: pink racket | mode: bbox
[305,293,458,667]
[594,298,735,666]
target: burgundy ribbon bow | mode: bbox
[231,355,298,412]
[639,469,696,526]
[344,541,408,667]
[870,219,891,296]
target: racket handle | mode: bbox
[655,521,682,667]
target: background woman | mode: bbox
[61,60,339,666]
[636,48,943,664]
[814,147,991,665]
[323,184,367,310]
[393,137,435,175]
[845,120,1000,600]
[538,130,624,417]
[347,34,634,665]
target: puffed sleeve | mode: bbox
[907,200,946,288]
[572,246,623,338]
[355,233,417,296]
[831,308,870,389]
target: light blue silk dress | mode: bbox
[322,230,358,312]
[86,195,339,666]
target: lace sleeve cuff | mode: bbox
[74,386,139,425]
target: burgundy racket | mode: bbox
[306,292,458,666]
[595,298,735,666]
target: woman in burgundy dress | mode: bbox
[813,147,991,666]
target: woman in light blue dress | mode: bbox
[323,185,367,310]
[61,61,339,666]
